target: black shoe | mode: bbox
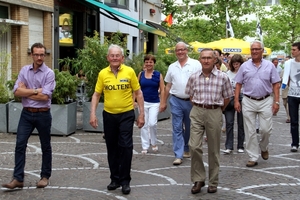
[107,182,120,190]
[122,184,131,194]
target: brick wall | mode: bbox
[9,1,53,76]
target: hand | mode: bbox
[136,114,145,128]
[272,102,279,115]
[234,101,241,113]
[159,103,167,113]
[89,114,98,129]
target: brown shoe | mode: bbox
[36,177,49,188]
[246,161,258,167]
[2,179,24,189]
[191,181,205,194]
[183,151,191,158]
[207,186,217,193]
[261,150,269,160]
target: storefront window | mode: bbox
[104,0,128,8]
[59,13,73,46]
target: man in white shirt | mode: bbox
[162,42,202,165]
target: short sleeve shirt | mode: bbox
[165,57,202,98]
[95,64,140,114]
[234,59,280,97]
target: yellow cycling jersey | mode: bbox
[95,64,140,114]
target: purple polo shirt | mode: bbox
[13,63,56,108]
[234,59,280,98]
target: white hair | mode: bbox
[251,40,264,49]
[107,44,124,56]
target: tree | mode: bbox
[261,0,300,53]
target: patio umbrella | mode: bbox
[206,38,251,55]
[188,41,208,53]
[263,47,272,56]
[205,38,272,56]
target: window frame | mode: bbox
[104,0,129,9]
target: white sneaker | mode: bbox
[237,149,244,153]
[291,146,298,152]
[223,149,232,154]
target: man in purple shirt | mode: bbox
[234,41,280,167]
[2,43,56,189]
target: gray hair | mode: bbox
[175,41,188,49]
[251,40,264,49]
[107,44,124,56]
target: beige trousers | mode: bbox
[242,96,273,161]
[189,106,222,187]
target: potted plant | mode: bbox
[7,69,79,135]
[60,31,127,132]
[0,26,11,133]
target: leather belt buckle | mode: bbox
[24,107,49,113]
[244,94,270,101]
[172,94,190,101]
[193,103,219,109]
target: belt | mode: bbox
[244,94,270,101]
[172,94,190,101]
[193,103,220,109]
[24,107,50,113]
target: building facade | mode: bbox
[0,0,165,80]
[0,0,53,80]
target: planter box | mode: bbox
[134,98,171,121]
[8,102,77,136]
[82,102,104,132]
[0,103,8,133]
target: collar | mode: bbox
[29,63,46,72]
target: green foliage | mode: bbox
[0,84,9,103]
[261,1,300,52]
[161,0,300,54]
[59,31,127,100]
[52,69,78,104]
[0,24,11,103]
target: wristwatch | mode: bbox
[34,89,38,95]
[275,101,280,105]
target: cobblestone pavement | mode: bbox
[0,105,300,200]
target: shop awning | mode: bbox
[0,18,28,26]
[85,0,166,37]
[146,20,169,34]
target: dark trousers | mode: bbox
[14,109,52,182]
[103,110,135,186]
[288,96,300,148]
[224,104,245,150]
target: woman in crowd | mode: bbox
[223,54,245,154]
[138,55,165,154]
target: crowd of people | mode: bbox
[3,41,300,196]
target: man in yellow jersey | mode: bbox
[90,44,145,195]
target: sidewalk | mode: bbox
[0,105,299,200]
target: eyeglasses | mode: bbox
[200,57,213,60]
[108,54,122,58]
[175,48,187,52]
[32,54,45,58]
[250,48,262,51]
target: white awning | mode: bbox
[0,18,28,26]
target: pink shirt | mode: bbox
[234,59,280,98]
[13,63,55,108]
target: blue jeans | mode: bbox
[288,96,300,148]
[169,95,192,159]
[224,102,245,150]
[14,109,52,182]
